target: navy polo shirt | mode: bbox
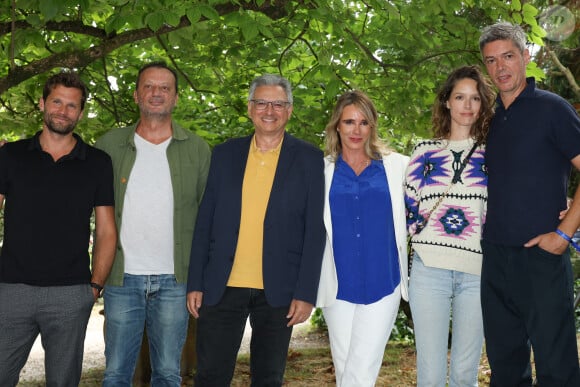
[483,78,580,246]
[0,131,114,286]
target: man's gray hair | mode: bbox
[248,74,293,104]
[479,22,527,54]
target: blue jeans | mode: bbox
[102,274,189,387]
[409,253,483,387]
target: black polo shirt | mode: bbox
[483,78,580,246]
[0,131,114,286]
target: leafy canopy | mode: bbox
[1,0,574,153]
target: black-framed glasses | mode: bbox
[250,99,291,112]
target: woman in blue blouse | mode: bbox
[316,91,409,386]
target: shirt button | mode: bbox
[356,234,360,238]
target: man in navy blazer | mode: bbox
[186,74,325,386]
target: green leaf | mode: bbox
[257,23,274,39]
[105,13,129,34]
[39,0,62,20]
[510,0,521,12]
[164,12,182,27]
[528,33,544,46]
[523,14,537,29]
[25,14,43,27]
[522,3,538,18]
[145,12,165,32]
[526,61,545,81]
[240,20,259,41]
[78,0,90,12]
[325,78,341,98]
[531,24,547,39]
[186,7,202,24]
[198,5,220,21]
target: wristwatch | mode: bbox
[90,282,104,298]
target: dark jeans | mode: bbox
[195,287,293,387]
[481,240,580,386]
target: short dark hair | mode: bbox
[43,72,88,110]
[136,61,179,93]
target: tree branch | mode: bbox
[0,19,108,38]
[155,35,216,95]
[0,0,298,94]
[546,46,580,99]
[10,0,15,70]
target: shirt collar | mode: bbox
[336,154,380,172]
[250,134,283,154]
[123,120,187,148]
[29,131,87,160]
[495,77,536,108]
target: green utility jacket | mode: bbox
[95,121,211,285]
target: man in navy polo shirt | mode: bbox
[0,72,117,386]
[479,22,580,385]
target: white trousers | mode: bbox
[322,285,401,387]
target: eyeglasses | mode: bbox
[250,99,291,112]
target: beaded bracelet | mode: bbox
[555,229,580,252]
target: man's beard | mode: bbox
[138,98,175,119]
[44,113,78,135]
[141,109,172,119]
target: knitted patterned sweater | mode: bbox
[404,138,487,275]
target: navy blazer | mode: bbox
[187,133,325,307]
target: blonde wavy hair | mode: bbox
[324,90,390,161]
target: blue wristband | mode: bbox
[555,229,580,252]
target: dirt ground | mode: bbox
[16,300,321,384]
[16,301,580,385]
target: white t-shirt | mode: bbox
[121,133,174,275]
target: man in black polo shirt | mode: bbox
[479,22,580,385]
[0,72,117,386]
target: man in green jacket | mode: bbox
[96,62,211,386]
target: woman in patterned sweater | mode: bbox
[404,66,495,387]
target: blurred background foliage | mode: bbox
[0,0,577,153]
